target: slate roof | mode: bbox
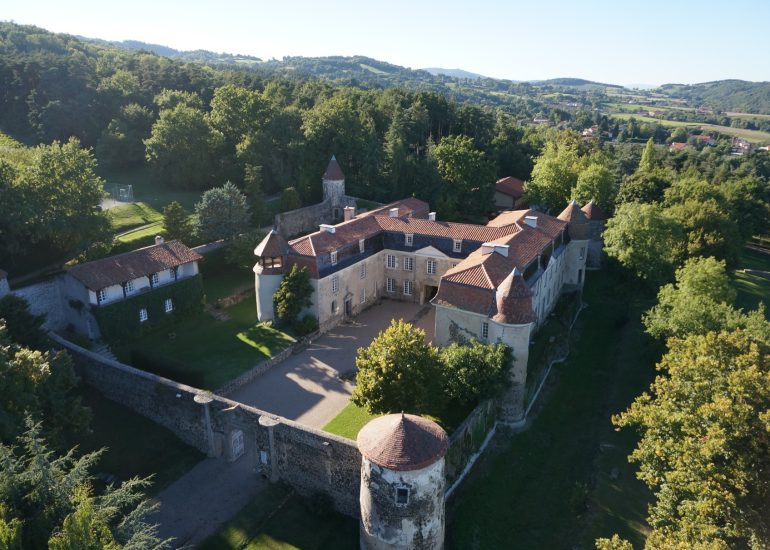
[357,413,449,471]
[581,200,607,221]
[322,155,345,181]
[254,229,288,258]
[495,176,525,199]
[67,240,202,291]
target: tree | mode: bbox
[616,169,672,205]
[430,135,495,219]
[637,138,661,172]
[0,419,171,549]
[95,103,153,170]
[193,182,250,242]
[161,202,193,242]
[351,320,444,415]
[224,230,265,271]
[243,165,268,227]
[603,202,685,285]
[144,104,222,189]
[613,330,770,548]
[441,340,512,406]
[273,265,313,324]
[667,199,742,266]
[572,163,617,214]
[643,257,738,341]
[279,187,301,212]
[525,139,583,213]
[0,294,47,350]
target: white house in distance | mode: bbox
[63,237,202,339]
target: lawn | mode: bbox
[100,166,202,211]
[115,300,295,390]
[200,484,358,550]
[70,386,204,495]
[446,268,656,549]
[734,249,770,319]
[111,221,165,254]
[106,202,163,233]
[199,249,254,303]
[323,402,378,440]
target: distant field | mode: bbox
[612,113,770,143]
[726,112,770,120]
[359,63,387,75]
[100,166,202,211]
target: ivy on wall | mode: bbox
[91,274,204,342]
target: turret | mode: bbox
[253,230,288,321]
[322,155,346,211]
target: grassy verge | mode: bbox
[106,202,163,232]
[323,402,377,440]
[734,248,770,319]
[114,300,295,390]
[446,268,656,548]
[199,484,358,550]
[199,249,254,303]
[70,386,203,494]
[100,166,202,211]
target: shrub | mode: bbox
[0,294,48,350]
[441,339,512,406]
[293,314,319,336]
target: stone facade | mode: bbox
[12,278,68,332]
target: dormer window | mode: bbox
[405,233,414,246]
[331,250,338,266]
[125,280,134,294]
[453,239,462,253]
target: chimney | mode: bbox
[481,243,509,257]
[343,206,356,221]
[428,212,436,221]
[155,235,165,245]
[389,207,399,218]
[320,224,336,234]
[523,215,538,228]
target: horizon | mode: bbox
[4,0,770,86]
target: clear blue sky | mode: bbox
[5,0,769,86]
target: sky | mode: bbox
[5,0,770,86]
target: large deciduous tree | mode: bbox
[193,182,250,242]
[351,320,444,415]
[441,339,512,407]
[572,162,617,214]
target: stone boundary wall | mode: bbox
[215,345,295,396]
[274,196,357,238]
[13,278,67,331]
[49,333,362,517]
[192,240,225,255]
[445,399,499,489]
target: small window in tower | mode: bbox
[395,486,410,507]
[330,250,338,266]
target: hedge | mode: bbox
[91,274,204,343]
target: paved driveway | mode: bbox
[229,300,434,428]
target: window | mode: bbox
[579,247,586,260]
[139,308,148,323]
[387,254,397,269]
[360,287,367,304]
[164,298,173,313]
[151,272,159,286]
[330,250,338,266]
[405,233,413,246]
[331,300,337,313]
[386,278,396,293]
[403,256,413,271]
[453,239,462,253]
[168,268,175,279]
[395,487,410,507]
[359,239,365,254]
[125,280,134,294]
[427,259,437,275]
[481,321,489,340]
[97,289,106,303]
[360,262,367,279]
[332,275,339,294]
[403,280,413,296]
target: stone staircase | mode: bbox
[91,342,118,362]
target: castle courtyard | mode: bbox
[228,299,434,428]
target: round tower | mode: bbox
[253,229,288,322]
[322,154,346,210]
[357,413,449,550]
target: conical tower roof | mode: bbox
[357,413,449,471]
[558,200,591,239]
[581,199,607,221]
[254,229,288,258]
[322,155,345,181]
[492,268,536,324]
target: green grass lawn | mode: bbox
[106,202,163,232]
[115,300,295,390]
[100,166,202,211]
[446,268,656,549]
[199,250,254,303]
[734,249,770,319]
[70,386,204,495]
[323,402,378,440]
[200,484,358,550]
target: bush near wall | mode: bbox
[91,275,204,343]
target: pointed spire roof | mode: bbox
[322,155,345,181]
[254,229,288,258]
[492,268,536,325]
[357,413,449,471]
[581,199,607,221]
[557,199,588,224]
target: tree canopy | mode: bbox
[193,182,250,242]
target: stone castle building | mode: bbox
[254,157,603,421]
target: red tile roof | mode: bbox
[558,200,591,239]
[492,268,536,324]
[322,155,345,180]
[669,142,688,150]
[495,176,525,199]
[357,413,449,471]
[376,216,518,242]
[254,229,288,258]
[67,240,202,291]
[581,200,607,221]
